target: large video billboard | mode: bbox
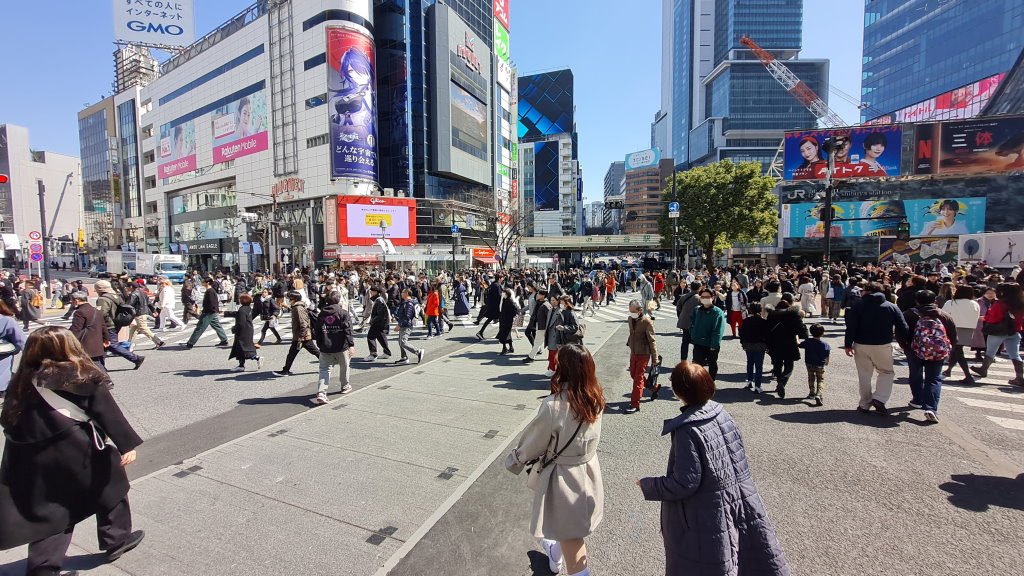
[336,196,416,246]
[782,197,986,239]
[867,73,1005,125]
[158,120,196,178]
[879,237,959,266]
[914,115,1024,176]
[211,89,268,164]
[784,126,902,181]
[518,70,574,141]
[327,25,378,181]
[113,0,195,47]
[534,141,559,211]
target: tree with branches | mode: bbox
[657,160,778,265]
[478,211,526,270]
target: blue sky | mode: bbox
[0,1,864,203]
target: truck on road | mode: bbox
[136,253,187,283]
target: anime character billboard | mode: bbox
[327,25,378,181]
[784,126,903,181]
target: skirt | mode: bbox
[955,327,975,346]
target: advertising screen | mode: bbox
[451,82,488,161]
[337,196,416,246]
[868,73,1006,125]
[879,237,959,266]
[783,197,986,239]
[158,120,196,178]
[958,231,1024,264]
[518,70,574,141]
[625,148,660,171]
[113,0,195,47]
[327,26,378,181]
[914,115,1024,175]
[784,126,902,181]
[211,89,268,164]
[494,0,510,30]
[534,141,559,212]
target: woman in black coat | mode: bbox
[765,297,808,399]
[225,293,261,372]
[496,288,521,355]
[0,327,145,573]
[255,289,283,345]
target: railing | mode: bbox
[161,1,270,75]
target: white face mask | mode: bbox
[700,298,713,306]
[629,312,641,319]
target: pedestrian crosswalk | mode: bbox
[39,313,295,347]
[945,361,1024,431]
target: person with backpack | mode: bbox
[124,282,165,350]
[273,291,321,376]
[183,277,230,350]
[310,290,356,404]
[17,280,46,331]
[93,280,146,370]
[899,290,957,423]
[971,282,1024,386]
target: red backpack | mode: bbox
[911,316,951,361]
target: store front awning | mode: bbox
[337,254,380,262]
[474,256,499,264]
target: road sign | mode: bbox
[669,211,680,219]
[450,224,459,234]
[668,202,680,212]
[28,231,41,241]
[29,243,43,254]
[30,253,43,262]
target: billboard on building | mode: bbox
[879,237,959,266]
[429,4,492,186]
[518,70,574,141]
[625,148,661,171]
[867,73,1006,125]
[157,120,196,178]
[784,125,903,181]
[327,25,378,181]
[211,89,268,164]
[336,196,416,246]
[534,141,559,211]
[914,115,1024,176]
[494,0,510,30]
[783,197,986,239]
[113,0,195,47]
[958,231,1024,265]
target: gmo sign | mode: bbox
[127,21,185,36]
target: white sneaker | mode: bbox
[256,356,264,370]
[924,410,939,423]
[543,370,555,378]
[378,354,391,360]
[230,366,245,372]
[340,384,353,394]
[363,355,378,362]
[313,393,331,405]
[540,539,564,574]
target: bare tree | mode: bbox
[477,211,526,270]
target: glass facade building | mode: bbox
[861,0,1024,123]
[116,100,142,219]
[78,102,117,255]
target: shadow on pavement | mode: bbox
[939,473,1024,512]
[770,408,902,428]
[238,394,313,406]
[171,369,232,378]
[526,550,558,575]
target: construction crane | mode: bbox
[740,36,851,179]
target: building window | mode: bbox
[306,134,329,148]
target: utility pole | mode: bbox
[36,180,53,298]
[821,137,838,266]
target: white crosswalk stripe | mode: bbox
[945,363,1024,430]
[956,397,1024,414]
[987,416,1024,430]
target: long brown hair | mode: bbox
[1,327,101,427]
[551,345,605,423]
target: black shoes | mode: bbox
[870,399,889,415]
[106,530,145,562]
[133,357,146,370]
[475,332,484,341]
[775,386,786,399]
[154,340,165,349]
[650,385,661,401]
[216,341,230,347]
[523,356,535,363]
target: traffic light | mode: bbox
[818,206,836,221]
[77,228,85,248]
[896,219,911,241]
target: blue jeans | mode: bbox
[427,315,442,336]
[745,348,766,387]
[985,332,1022,361]
[907,354,944,412]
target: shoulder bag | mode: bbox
[982,312,1017,337]
[525,420,584,492]
[35,387,112,451]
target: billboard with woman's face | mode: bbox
[783,197,986,238]
[784,126,903,181]
[158,120,196,178]
[327,25,378,182]
[211,89,268,164]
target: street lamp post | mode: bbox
[379,220,388,271]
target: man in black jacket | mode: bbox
[363,285,392,361]
[476,273,503,340]
[844,282,910,414]
[310,289,356,404]
[523,289,550,363]
[184,277,229,349]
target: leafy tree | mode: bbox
[657,160,777,266]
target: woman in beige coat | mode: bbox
[505,344,605,576]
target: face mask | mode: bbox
[629,312,642,319]
[700,298,713,306]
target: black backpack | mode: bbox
[101,295,136,329]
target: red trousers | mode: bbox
[728,310,745,336]
[547,349,558,371]
[629,353,651,408]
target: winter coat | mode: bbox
[290,302,313,342]
[690,305,726,350]
[739,314,770,352]
[545,307,577,350]
[942,298,981,330]
[726,289,749,313]
[844,292,909,349]
[484,281,502,321]
[225,304,257,359]
[69,303,106,359]
[453,282,471,316]
[676,292,699,331]
[0,316,26,393]
[504,392,603,541]
[639,276,655,305]
[18,289,41,321]
[395,299,417,329]
[158,285,176,311]
[201,287,220,315]
[0,360,143,550]
[627,314,659,358]
[95,291,125,330]
[767,307,808,361]
[496,298,520,342]
[254,296,281,322]
[639,401,790,576]
[425,291,441,317]
[369,296,391,330]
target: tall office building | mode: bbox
[602,160,624,232]
[862,0,1024,124]
[664,0,827,172]
[517,69,581,237]
[622,157,673,236]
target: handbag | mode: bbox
[982,312,1017,337]
[35,387,112,450]
[0,338,15,355]
[525,420,584,492]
